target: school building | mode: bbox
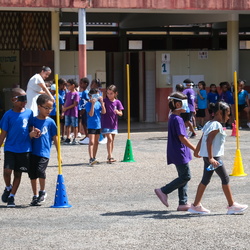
[1,1,250,121]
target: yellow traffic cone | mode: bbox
[230,149,247,176]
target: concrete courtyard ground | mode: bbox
[0,125,249,249]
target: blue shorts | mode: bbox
[65,115,78,127]
[102,128,118,134]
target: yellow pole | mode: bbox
[55,74,63,175]
[233,71,239,149]
[126,64,131,140]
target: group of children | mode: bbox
[0,77,124,207]
[176,78,250,140]
[155,84,248,215]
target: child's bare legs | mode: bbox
[73,126,78,139]
[193,182,207,206]
[88,134,100,159]
[185,120,195,134]
[30,179,38,196]
[106,134,115,159]
[222,184,234,207]
[4,169,22,195]
[66,125,70,139]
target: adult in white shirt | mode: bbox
[26,66,54,116]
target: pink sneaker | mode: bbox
[227,202,248,215]
[188,203,210,214]
[154,189,169,207]
[177,204,191,211]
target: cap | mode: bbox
[50,84,56,91]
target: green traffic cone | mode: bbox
[122,139,135,162]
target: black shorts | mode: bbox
[88,129,101,135]
[28,154,49,179]
[4,151,30,173]
[196,109,206,118]
[81,110,87,125]
[180,112,191,122]
[238,104,248,112]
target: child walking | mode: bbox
[207,84,219,119]
[154,92,196,211]
[0,88,34,207]
[101,85,124,163]
[188,101,248,214]
[29,94,59,206]
[62,79,80,145]
[196,80,207,129]
[85,88,106,165]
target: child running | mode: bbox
[101,85,124,163]
[29,94,59,206]
[188,101,248,214]
[154,92,196,211]
[85,88,106,165]
[0,88,34,207]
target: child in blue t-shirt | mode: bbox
[0,88,34,207]
[196,81,207,129]
[85,88,106,165]
[237,80,250,128]
[207,84,219,119]
[28,94,59,206]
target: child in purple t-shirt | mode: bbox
[62,79,80,144]
[154,92,197,212]
[101,85,124,163]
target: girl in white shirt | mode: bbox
[188,101,248,215]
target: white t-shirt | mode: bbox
[199,121,226,157]
[26,73,44,116]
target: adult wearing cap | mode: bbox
[26,66,54,116]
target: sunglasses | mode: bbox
[14,95,27,102]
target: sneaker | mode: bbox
[63,138,71,145]
[239,126,242,130]
[7,196,15,208]
[154,188,169,207]
[60,136,65,142]
[89,158,98,166]
[37,191,47,203]
[70,132,74,138]
[194,127,198,131]
[30,196,41,206]
[99,137,107,144]
[197,125,203,130]
[79,137,89,145]
[188,203,210,214]
[247,122,250,128]
[190,132,197,138]
[177,204,191,211]
[2,187,11,203]
[71,139,78,145]
[77,132,82,138]
[227,202,248,215]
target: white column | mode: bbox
[51,11,60,75]
[78,9,87,78]
[227,14,239,80]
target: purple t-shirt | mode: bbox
[167,114,192,165]
[101,98,124,130]
[64,91,80,117]
[183,88,196,112]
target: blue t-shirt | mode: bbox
[207,92,219,104]
[197,89,207,109]
[50,95,64,116]
[167,114,192,165]
[81,90,89,110]
[31,117,57,158]
[220,90,234,105]
[0,109,33,153]
[59,89,66,101]
[238,90,248,105]
[85,101,102,129]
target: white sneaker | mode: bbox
[227,202,248,215]
[188,203,210,214]
[79,137,89,145]
[77,132,82,138]
[70,133,74,138]
[247,122,250,128]
[99,137,107,144]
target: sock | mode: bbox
[6,185,12,191]
[9,193,15,197]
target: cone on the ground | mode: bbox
[51,174,72,208]
[122,139,135,162]
[231,121,237,136]
[230,149,247,176]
